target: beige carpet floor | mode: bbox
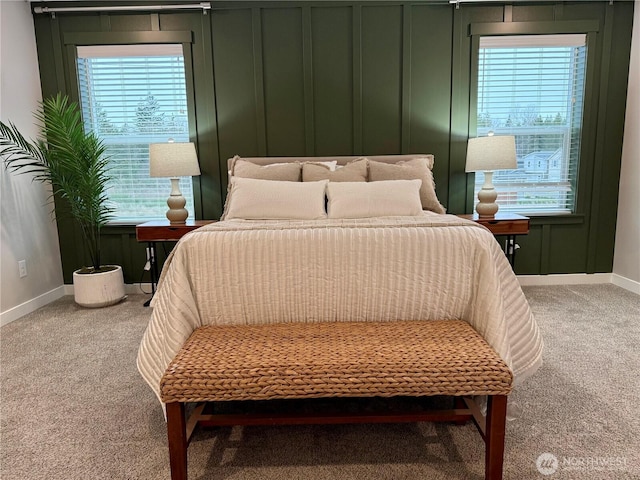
[1,284,638,479]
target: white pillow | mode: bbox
[224,177,328,220]
[303,158,368,182]
[313,160,338,171]
[327,179,423,219]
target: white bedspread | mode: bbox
[137,213,543,404]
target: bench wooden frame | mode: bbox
[160,320,513,480]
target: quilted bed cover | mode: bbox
[137,213,543,404]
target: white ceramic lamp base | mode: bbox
[166,178,188,224]
[475,171,499,218]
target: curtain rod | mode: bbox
[33,3,212,16]
[449,0,614,7]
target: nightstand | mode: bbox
[457,213,530,266]
[136,220,217,306]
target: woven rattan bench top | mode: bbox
[160,319,513,403]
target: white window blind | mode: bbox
[476,34,587,215]
[77,44,193,222]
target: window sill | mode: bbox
[526,213,585,225]
[106,220,166,227]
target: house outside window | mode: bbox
[475,34,587,215]
[76,44,194,222]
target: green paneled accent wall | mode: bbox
[29,1,634,284]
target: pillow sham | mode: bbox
[232,157,301,182]
[302,158,368,182]
[368,158,446,214]
[224,177,328,220]
[326,179,423,219]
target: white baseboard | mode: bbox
[517,273,613,286]
[611,274,640,295]
[64,283,153,296]
[0,286,66,327]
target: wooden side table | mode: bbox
[457,213,530,266]
[136,220,217,306]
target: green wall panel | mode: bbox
[59,14,102,33]
[108,14,153,31]
[212,9,261,161]
[262,8,306,156]
[156,12,197,31]
[311,7,353,155]
[592,3,634,273]
[33,17,61,101]
[512,5,555,22]
[511,227,543,275]
[361,5,402,154]
[548,224,590,274]
[562,2,606,21]
[464,5,505,24]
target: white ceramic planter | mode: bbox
[73,265,126,308]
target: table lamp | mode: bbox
[465,134,517,217]
[149,141,201,224]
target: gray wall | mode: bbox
[0,0,64,325]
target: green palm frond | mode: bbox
[0,93,114,271]
[0,122,51,182]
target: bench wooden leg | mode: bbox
[485,395,508,480]
[453,397,468,425]
[166,402,188,480]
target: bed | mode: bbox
[136,154,543,480]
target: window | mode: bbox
[77,44,193,222]
[475,35,587,214]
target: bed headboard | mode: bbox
[227,154,434,171]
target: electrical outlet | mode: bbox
[18,260,27,278]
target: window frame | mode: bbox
[467,20,600,219]
[63,31,202,225]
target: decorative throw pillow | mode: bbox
[224,177,328,220]
[232,157,301,182]
[368,158,446,214]
[302,158,368,182]
[326,179,423,218]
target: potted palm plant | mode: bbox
[0,93,125,307]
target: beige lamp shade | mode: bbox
[149,142,200,224]
[465,135,517,172]
[149,142,201,177]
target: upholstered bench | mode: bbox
[160,319,513,480]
